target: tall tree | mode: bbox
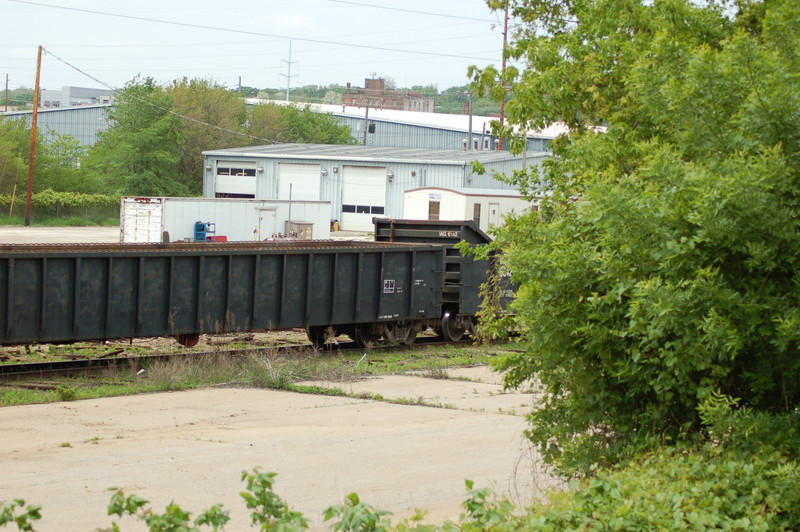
[168,78,249,194]
[85,77,185,196]
[246,103,355,145]
[86,79,355,198]
[472,0,800,474]
[0,118,93,196]
[0,119,30,196]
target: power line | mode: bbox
[42,48,284,145]
[327,0,495,23]
[1,19,483,49]
[9,0,494,62]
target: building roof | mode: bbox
[1,103,112,117]
[245,99,570,139]
[203,143,549,166]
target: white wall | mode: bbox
[403,188,536,233]
[121,197,331,242]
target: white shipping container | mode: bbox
[120,197,332,243]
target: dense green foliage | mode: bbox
[3,87,34,108]
[0,119,96,197]
[469,0,800,476]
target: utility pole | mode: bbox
[280,41,298,102]
[360,97,383,145]
[4,74,8,112]
[467,91,473,150]
[497,5,509,150]
[26,46,42,227]
[362,104,370,145]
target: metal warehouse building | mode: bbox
[1,104,111,146]
[202,143,548,231]
[248,100,566,152]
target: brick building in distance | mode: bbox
[344,78,435,112]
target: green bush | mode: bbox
[0,189,119,210]
[525,445,800,531]
[0,189,120,225]
[469,0,800,475]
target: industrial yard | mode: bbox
[0,225,551,531]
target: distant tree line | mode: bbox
[7,82,501,116]
[230,82,500,115]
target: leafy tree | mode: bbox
[0,118,96,198]
[237,85,261,97]
[436,85,500,115]
[84,77,186,196]
[246,103,356,145]
[471,0,800,474]
[85,79,355,198]
[5,87,34,108]
[410,84,439,98]
[322,90,343,105]
[168,78,249,194]
[0,119,29,196]
[34,133,93,192]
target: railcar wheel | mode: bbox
[353,325,381,349]
[306,326,331,348]
[385,322,417,345]
[176,333,200,347]
[441,309,465,342]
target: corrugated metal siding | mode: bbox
[336,115,552,152]
[203,147,551,225]
[1,105,110,146]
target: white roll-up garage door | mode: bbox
[341,165,386,231]
[278,163,321,201]
[215,160,256,197]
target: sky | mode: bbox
[3,0,511,94]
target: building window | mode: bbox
[473,203,481,226]
[428,201,440,221]
[217,166,256,177]
[215,193,255,199]
[343,204,384,214]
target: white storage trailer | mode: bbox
[120,197,332,243]
[403,187,537,233]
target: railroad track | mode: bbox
[0,335,464,382]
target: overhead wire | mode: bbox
[42,48,285,145]
[8,0,495,62]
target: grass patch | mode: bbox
[0,342,513,406]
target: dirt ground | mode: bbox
[0,367,555,531]
[0,226,555,531]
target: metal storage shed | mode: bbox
[202,143,549,232]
